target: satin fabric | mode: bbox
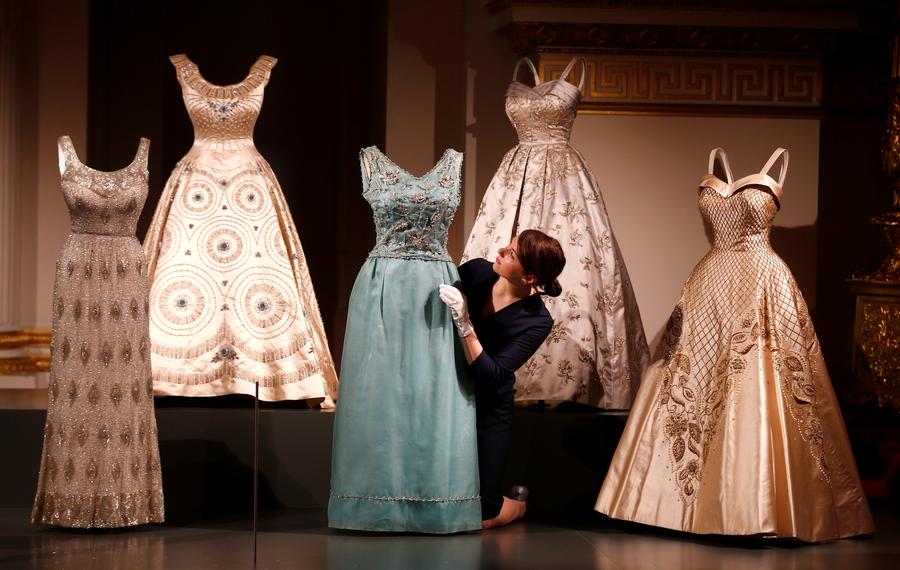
[596,149,874,542]
[462,57,649,409]
[328,148,480,533]
[143,55,337,403]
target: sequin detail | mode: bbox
[360,146,461,262]
[139,54,338,403]
[32,136,164,529]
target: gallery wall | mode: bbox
[571,115,820,343]
[11,0,88,330]
[450,1,820,343]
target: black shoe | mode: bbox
[509,485,529,502]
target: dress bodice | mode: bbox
[58,135,149,237]
[505,57,585,145]
[169,54,276,143]
[697,147,788,251]
[360,146,462,262]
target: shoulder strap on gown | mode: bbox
[250,55,278,82]
[359,147,377,194]
[707,147,733,183]
[760,147,788,204]
[761,148,788,186]
[132,137,150,175]
[560,56,587,90]
[169,53,192,76]
[698,147,732,195]
[444,148,464,187]
[57,135,75,177]
[512,57,540,86]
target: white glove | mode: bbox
[439,284,474,337]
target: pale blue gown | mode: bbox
[328,146,481,533]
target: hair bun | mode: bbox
[544,279,563,297]
[516,229,566,297]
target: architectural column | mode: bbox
[0,1,21,331]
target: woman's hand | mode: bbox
[439,284,474,337]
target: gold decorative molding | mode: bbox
[870,68,900,283]
[0,329,51,375]
[848,281,900,410]
[488,0,885,115]
[502,22,839,57]
[538,55,821,115]
[488,0,867,12]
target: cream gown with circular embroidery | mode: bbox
[143,55,338,404]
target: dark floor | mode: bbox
[1,504,898,569]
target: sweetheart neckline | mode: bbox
[699,172,783,208]
[702,172,780,191]
[508,78,581,96]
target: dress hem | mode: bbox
[153,374,334,408]
[595,506,875,543]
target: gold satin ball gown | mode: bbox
[595,148,875,542]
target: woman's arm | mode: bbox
[440,282,551,387]
[466,323,551,388]
[460,329,484,364]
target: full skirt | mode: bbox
[595,247,875,541]
[329,257,481,533]
[143,147,338,403]
[463,143,648,409]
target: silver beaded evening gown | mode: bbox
[31,136,165,528]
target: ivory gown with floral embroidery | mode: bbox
[462,57,649,409]
[595,148,874,542]
[143,55,338,404]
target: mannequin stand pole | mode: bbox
[252,382,259,567]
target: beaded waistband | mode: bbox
[71,231,137,238]
[367,252,452,263]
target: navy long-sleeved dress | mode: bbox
[458,258,552,519]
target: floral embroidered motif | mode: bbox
[777,347,830,482]
[658,310,758,501]
[460,67,650,408]
[211,345,240,363]
[362,147,461,262]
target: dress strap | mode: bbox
[250,55,278,82]
[444,149,463,184]
[560,56,587,90]
[707,147,733,183]
[169,53,192,80]
[761,148,789,186]
[512,58,540,86]
[57,135,76,177]
[169,53,189,68]
[359,147,376,194]
[132,137,150,173]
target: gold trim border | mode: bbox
[539,55,823,115]
[0,329,51,375]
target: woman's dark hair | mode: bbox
[517,229,566,297]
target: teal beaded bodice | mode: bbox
[359,146,462,262]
